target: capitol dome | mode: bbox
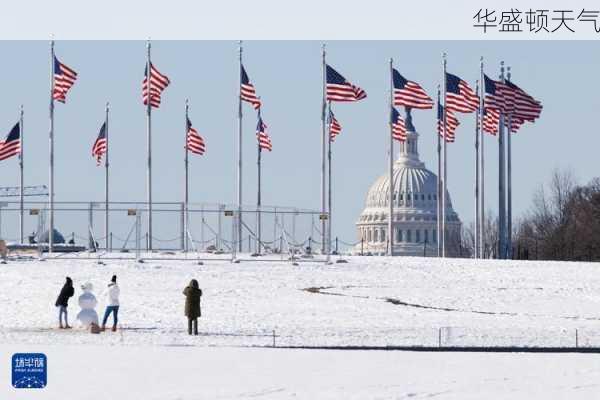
[355,109,462,256]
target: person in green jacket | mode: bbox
[183,279,202,335]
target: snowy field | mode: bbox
[2,253,600,348]
[2,344,600,399]
[2,253,600,398]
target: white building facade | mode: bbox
[355,113,462,256]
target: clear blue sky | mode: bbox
[0,41,596,244]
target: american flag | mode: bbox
[482,108,499,135]
[392,69,433,109]
[0,122,21,161]
[505,80,542,122]
[510,116,526,132]
[445,72,479,113]
[391,107,407,142]
[53,56,78,103]
[241,65,261,110]
[256,115,272,151]
[142,63,170,108]
[186,117,205,155]
[328,109,342,142]
[92,122,107,165]
[483,108,524,135]
[437,102,459,143]
[484,74,514,113]
[326,65,367,102]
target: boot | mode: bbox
[59,323,64,329]
[111,325,117,332]
[65,324,72,329]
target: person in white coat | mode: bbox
[101,275,120,332]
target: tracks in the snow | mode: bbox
[302,286,600,321]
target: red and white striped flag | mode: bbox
[328,109,342,142]
[142,63,170,108]
[484,74,515,114]
[256,115,272,151]
[241,65,261,109]
[53,57,78,103]
[326,65,367,102]
[92,122,107,165]
[392,69,433,109]
[506,80,542,122]
[391,107,407,142]
[437,102,459,143]
[0,123,21,161]
[482,108,499,135]
[445,72,479,113]
[186,117,205,155]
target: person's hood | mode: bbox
[190,279,199,289]
[65,277,73,286]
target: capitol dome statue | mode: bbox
[355,109,462,256]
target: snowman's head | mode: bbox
[81,282,94,292]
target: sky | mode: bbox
[0,41,597,245]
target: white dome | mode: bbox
[355,114,462,257]
[365,164,450,210]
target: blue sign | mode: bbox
[12,353,47,389]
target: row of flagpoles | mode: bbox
[317,47,541,259]
[0,41,541,258]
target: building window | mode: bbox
[406,230,412,243]
[374,229,379,242]
[416,230,421,243]
[397,228,402,243]
[424,229,429,243]
[368,229,372,242]
[432,229,437,243]
[381,229,386,243]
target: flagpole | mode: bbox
[184,99,189,252]
[506,66,513,260]
[19,105,24,244]
[327,101,333,259]
[498,61,506,260]
[105,102,109,251]
[436,86,441,258]
[388,58,394,256]
[237,41,243,253]
[321,43,327,257]
[257,120,262,255]
[146,40,153,251]
[479,57,485,259]
[474,79,480,259]
[49,39,55,254]
[442,53,447,258]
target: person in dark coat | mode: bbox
[55,277,75,329]
[183,279,202,335]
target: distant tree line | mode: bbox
[463,169,600,261]
[514,169,600,261]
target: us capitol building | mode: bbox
[355,110,462,256]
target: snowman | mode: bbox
[76,282,99,327]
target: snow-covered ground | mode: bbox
[2,253,600,398]
[3,344,600,399]
[2,253,600,348]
